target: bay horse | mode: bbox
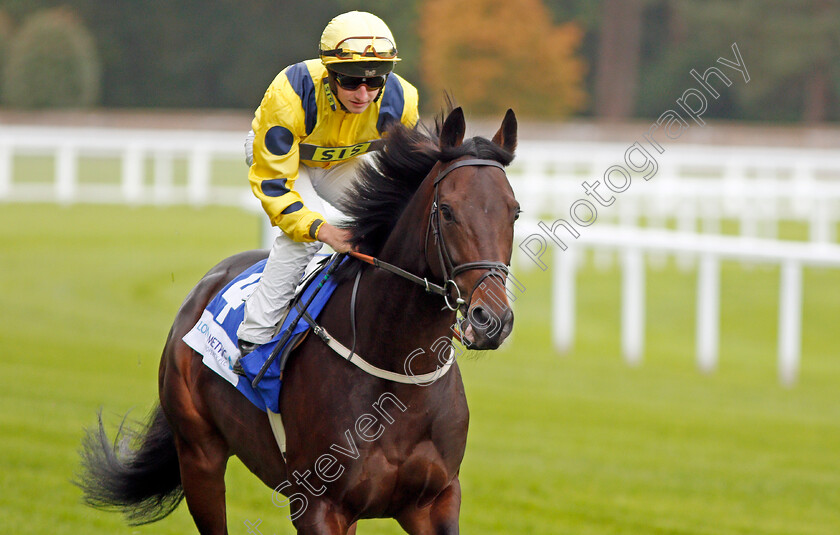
[76,107,519,534]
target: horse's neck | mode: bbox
[356,269,454,347]
[352,184,457,374]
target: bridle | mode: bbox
[425,158,511,311]
[350,157,511,313]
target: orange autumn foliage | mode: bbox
[419,0,587,118]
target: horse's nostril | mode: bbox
[470,306,491,327]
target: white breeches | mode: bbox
[237,154,366,344]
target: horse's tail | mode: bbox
[74,405,184,525]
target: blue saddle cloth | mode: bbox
[182,255,341,412]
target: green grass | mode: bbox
[1,205,839,534]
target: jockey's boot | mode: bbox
[233,340,259,376]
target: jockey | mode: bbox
[236,11,419,358]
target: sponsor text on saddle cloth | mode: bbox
[182,255,341,413]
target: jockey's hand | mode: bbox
[317,223,355,253]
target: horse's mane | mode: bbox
[338,114,515,259]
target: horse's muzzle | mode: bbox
[463,304,514,350]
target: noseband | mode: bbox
[425,158,511,311]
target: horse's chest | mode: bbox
[348,438,460,513]
[289,366,470,515]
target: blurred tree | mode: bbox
[593,0,644,119]
[418,0,586,118]
[0,0,56,20]
[635,1,737,120]
[542,0,602,26]
[2,0,836,121]
[71,0,343,108]
[0,10,13,102]
[2,6,100,108]
[660,0,840,122]
[546,0,840,122]
[542,0,603,115]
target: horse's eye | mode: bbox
[440,204,454,222]
[513,208,522,222]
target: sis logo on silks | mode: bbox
[303,141,373,162]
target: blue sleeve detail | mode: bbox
[377,75,406,134]
[286,62,317,135]
[261,178,290,197]
[265,126,294,156]
[281,201,304,214]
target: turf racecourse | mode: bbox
[1,204,839,535]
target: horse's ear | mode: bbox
[439,107,466,149]
[492,109,517,154]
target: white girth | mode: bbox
[267,329,456,456]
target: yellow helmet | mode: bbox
[319,11,399,77]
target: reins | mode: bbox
[345,251,465,346]
[347,250,451,298]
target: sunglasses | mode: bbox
[334,73,387,90]
[320,36,398,60]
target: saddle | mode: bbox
[182,253,342,413]
[233,253,335,377]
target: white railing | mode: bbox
[2,125,837,386]
[511,142,840,243]
[515,222,840,386]
[0,125,253,208]
[2,126,839,244]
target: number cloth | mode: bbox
[183,257,341,412]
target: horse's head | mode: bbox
[426,107,519,350]
[340,106,519,351]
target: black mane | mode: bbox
[338,117,514,258]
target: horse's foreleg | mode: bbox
[396,477,462,535]
[175,434,230,535]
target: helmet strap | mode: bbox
[373,74,389,103]
[324,72,348,112]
